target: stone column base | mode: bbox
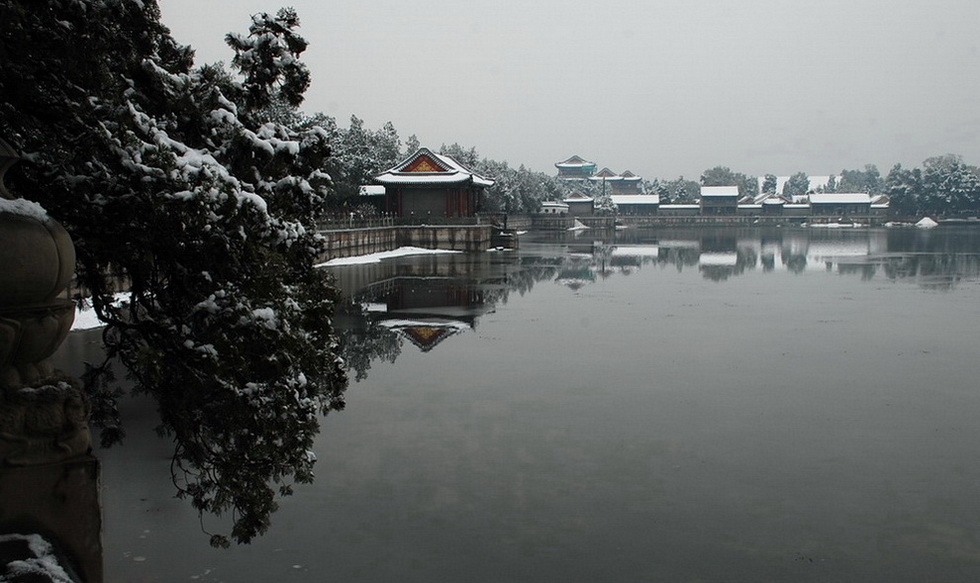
[0,456,102,582]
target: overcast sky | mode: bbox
[160,0,979,181]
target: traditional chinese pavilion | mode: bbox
[374,148,494,218]
[616,170,643,194]
[555,155,597,181]
[589,168,643,195]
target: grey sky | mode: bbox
[160,0,980,181]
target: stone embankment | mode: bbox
[318,224,493,261]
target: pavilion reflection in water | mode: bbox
[330,226,980,378]
[330,251,562,379]
[359,277,492,352]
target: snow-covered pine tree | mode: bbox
[1,1,347,546]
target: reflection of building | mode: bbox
[358,277,494,352]
[374,148,494,218]
[555,267,596,290]
[380,319,469,352]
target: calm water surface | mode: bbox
[60,226,980,582]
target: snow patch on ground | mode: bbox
[316,247,461,267]
[916,217,939,228]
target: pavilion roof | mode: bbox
[375,147,494,187]
[591,167,619,178]
[610,194,660,205]
[556,155,596,168]
[700,185,740,197]
[809,193,872,204]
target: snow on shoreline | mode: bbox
[69,249,459,330]
[315,246,461,267]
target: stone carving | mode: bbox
[0,137,91,465]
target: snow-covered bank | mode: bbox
[69,249,460,330]
[315,246,462,267]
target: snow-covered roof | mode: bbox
[564,194,595,203]
[753,192,789,204]
[700,185,740,197]
[359,185,386,196]
[619,170,642,181]
[541,200,569,208]
[555,155,596,168]
[610,194,660,205]
[375,147,494,187]
[590,167,623,181]
[809,193,872,204]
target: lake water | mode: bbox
[58,226,980,582]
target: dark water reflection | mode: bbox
[334,226,980,380]
[73,226,980,582]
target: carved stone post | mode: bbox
[0,138,102,582]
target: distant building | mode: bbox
[374,147,494,218]
[762,197,785,215]
[563,192,595,216]
[589,168,643,195]
[540,200,569,215]
[555,155,597,181]
[617,171,643,194]
[700,186,739,215]
[808,193,872,216]
[611,194,660,215]
[870,195,890,217]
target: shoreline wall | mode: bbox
[319,225,493,261]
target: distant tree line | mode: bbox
[309,110,980,218]
[639,158,979,217]
[883,155,980,217]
